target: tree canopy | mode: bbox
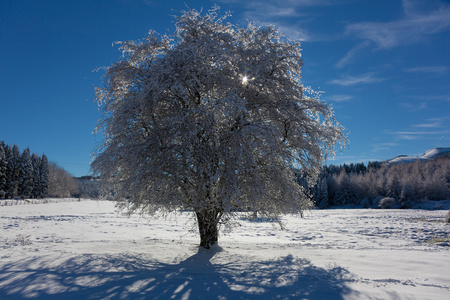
[92,7,345,248]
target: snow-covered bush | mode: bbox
[379,197,399,209]
[4,234,32,246]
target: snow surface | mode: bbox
[387,147,450,164]
[1,200,449,299]
[422,148,450,159]
[387,156,429,164]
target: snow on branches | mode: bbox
[92,7,345,248]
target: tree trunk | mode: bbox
[196,210,221,249]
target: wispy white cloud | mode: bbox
[400,102,428,112]
[413,117,449,128]
[405,66,448,74]
[326,94,353,103]
[402,0,448,18]
[335,41,371,68]
[234,5,313,41]
[219,0,333,6]
[391,130,450,140]
[275,25,311,41]
[386,115,450,142]
[344,0,450,49]
[400,94,450,112]
[242,1,305,18]
[329,73,385,86]
[218,0,344,41]
[372,143,398,153]
[402,94,450,102]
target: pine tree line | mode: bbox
[0,141,49,199]
[304,157,450,208]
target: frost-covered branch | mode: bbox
[92,7,346,248]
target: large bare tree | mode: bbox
[92,7,345,248]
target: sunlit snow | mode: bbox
[0,199,449,299]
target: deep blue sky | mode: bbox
[1,0,449,177]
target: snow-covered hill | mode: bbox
[422,147,450,159]
[386,147,450,164]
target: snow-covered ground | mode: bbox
[0,200,449,299]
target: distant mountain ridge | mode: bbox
[386,147,450,164]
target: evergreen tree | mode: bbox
[31,153,41,198]
[18,148,33,198]
[335,170,352,205]
[367,161,382,170]
[326,175,338,205]
[0,142,7,198]
[11,145,21,197]
[39,154,49,198]
[4,145,13,198]
[317,178,329,208]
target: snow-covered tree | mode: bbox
[10,144,21,197]
[317,177,329,208]
[4,145,14,199]
[31,153,41,198]
[0,142,7,198]
[387,173,401,201]
[92,7,345,248]
[18,148,33,198]
[335,170,353,205]
[422,168,450,200]
[48,162,78,198]
[39,154,49,198]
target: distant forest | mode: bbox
[82,156,450,206]
[299,156,450,208]
[75,176,100,199]
[2,140,449,206]
[79,156,450,206]
[0,141,78,199]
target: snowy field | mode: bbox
[0,200,449,299]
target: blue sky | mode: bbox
[1,0,449,177]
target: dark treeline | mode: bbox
[0,141,78,199]
[0,141,49,199]
[299,156,450,208]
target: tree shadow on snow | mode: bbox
[0,247,355,299]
